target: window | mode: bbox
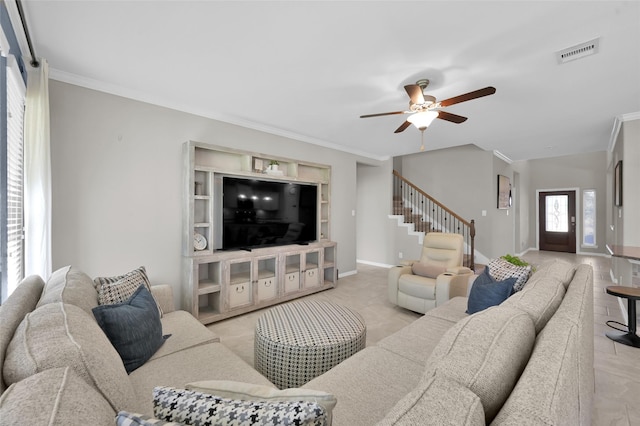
[545,195,569,232]
[583,189,596,247]
[0,52,26,302]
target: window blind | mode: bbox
[5,57,25,295]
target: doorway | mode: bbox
[538,190,576,253]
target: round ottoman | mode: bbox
[254,300,366,389]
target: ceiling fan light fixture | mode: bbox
[407,110,439,130]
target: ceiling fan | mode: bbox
[360,79,496,150]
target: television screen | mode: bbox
[222,176,317,250]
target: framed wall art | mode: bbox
[497,174,512,209]
[614,160,623,206]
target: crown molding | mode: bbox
[493,150,513,164]
[609,111,640,152]
[48,68,389,162]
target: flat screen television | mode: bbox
[221,176,318,250]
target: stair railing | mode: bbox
[393,170,475,270]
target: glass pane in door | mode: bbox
[545,195,569,232]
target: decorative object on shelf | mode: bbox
[193,233,207,251]
[614,160,623,206]
[268,160,279,171]
[194,182,203,196]
[497,175,512,209]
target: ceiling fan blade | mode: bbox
[404,84,425,104]
[436,111,468,124]
[394,121,412,133]
[439,86,496,107]
[360,111,406,118]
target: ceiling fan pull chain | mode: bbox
[420,130,425,151]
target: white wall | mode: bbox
[356,161,394,265]
[398,144,510,259]
[524,150,608,255]
[49,81,379,304]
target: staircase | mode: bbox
[392,170,476,270]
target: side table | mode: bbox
[606,285,640,348]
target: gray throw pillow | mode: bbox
[93,285,169,373]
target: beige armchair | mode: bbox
[388,232,474,314]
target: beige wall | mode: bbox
[523,150,608,255]
[396,145,610,262]
[49,81,381,305]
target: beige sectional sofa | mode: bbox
[0,259,593,425]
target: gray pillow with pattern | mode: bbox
[94,266,162,316]
[153,386,328,426]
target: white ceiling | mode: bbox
[20,1,640,161]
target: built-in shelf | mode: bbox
[182,141,336,324]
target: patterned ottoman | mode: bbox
[254,300,366,389]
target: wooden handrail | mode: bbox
[392,170,475,270]
[393,170,472,228]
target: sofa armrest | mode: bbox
[446,266,473,275]
[435,270,475,307]
[388,265,412,304]
[150,285,175,314]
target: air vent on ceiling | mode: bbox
[556,38,600,64]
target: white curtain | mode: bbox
[24,59,52,279]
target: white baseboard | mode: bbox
[338,269,358,279]
[356,259,395,269]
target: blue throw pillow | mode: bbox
[93,285,169,373]
[466,267,517,314]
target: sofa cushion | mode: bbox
[377,374,485,426]
[411,262,446,279]
[377,315,457,365]
[491,315,580,425]
[501,274,566,334]
[129,342,274,414]
[37,265,98,315]
[424,296,469,324]
[186,380,336,424]
[302,346,424,426]
[0,274,44,393]
[93,285,169,373]
[466,267,516,314]
[94,266,163,317]
[153,386,327,426]
[424,306,536,423]
[487,258,532,292]
[150,310,220,362]
[0,367,115,425]
[529,259,576,289]
[3,302,137,412]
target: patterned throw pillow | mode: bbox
[487,258,531,292]
[94,266,162,316]
[116,411,182,426]
[153,386,328,426]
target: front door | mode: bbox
[538,191,576,253]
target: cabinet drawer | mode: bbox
[257,277,277,301]
[304,268,319,288]
[284,272,300,294]
[229,282,252,309]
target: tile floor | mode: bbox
[207,251,640,425]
